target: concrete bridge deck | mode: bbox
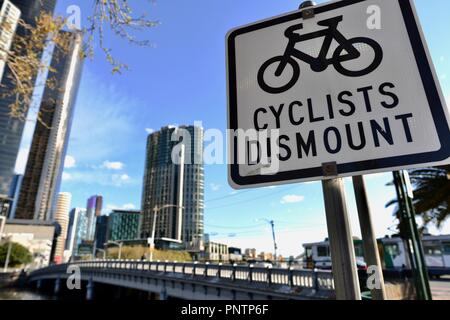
[27,260,336,300]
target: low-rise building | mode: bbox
[2,220,55,268]
[244,248,257,259]
[228,247,243,262]
[203,241,229,262]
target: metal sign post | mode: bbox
[322,167,361,300]
[393,170,432,300]
[352,175,387,300]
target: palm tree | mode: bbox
[386,166,450,230]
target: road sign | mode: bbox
[226,0,450,188]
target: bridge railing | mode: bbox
[29,260,335,292]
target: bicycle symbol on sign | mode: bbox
[257,15,383,94]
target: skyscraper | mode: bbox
[6,173,22,218]
[0,1,20,82]
[140,125,204,245]
[53,192,71,264]
[94,215,109,249]
[65,207,87,257]
[0,0,56,199]
[14,31,84,221]
[86,195,103,240]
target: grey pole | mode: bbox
[149,206,158,262]
[322,174,362,300]
[3,241,12,272]
[352,175,387,300]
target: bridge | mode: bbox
[27,260,336,300]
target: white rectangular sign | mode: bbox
[226,0,450,188]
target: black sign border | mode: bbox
[227,0,450,187]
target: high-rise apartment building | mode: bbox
[86,195,103,240]
[0,0,56,199]
[15,31,84,221]
[53,192,71,264]
[108,209,140,241]
[140,125,204,245]
[0,0,20,82]
[6,173,22,218]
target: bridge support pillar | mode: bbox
[86,277,94,300]
[159,288,168,300]
[36,279,42,291]
[54,278,61,295]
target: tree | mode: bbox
[1,0,159,121]
[0,242,33,267]
[386,166,450,230]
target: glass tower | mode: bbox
[0,0,56,198]
[140,125,204,245]
[15,31,84,221]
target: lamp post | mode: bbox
[148,204,184,262]
[0,215,6,238]
[2,235,13,273]
[107,241,123,260]
[257,218,278,265]
[95,248,106,260]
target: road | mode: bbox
[430,276,450,300]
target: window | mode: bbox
[305,247,312,259]
[424,241,442,256]
[354,243,364,257]
[317,246,329,257]
[384,243,401,257]
[443,242,450,255]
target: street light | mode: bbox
[95,248,106,260]
[0,215,6,239]
[256,218,278,265]
[2,235,13,273]
[148,204,184,262]
[107,240,123,260]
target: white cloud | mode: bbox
[62,172,72,181]
[62,171,134,187]
[64,155,76,168]
[145,128,154,134]
[210,183,221,192]
[280,194,305,204]
[102,161,124,170]
[123,203,136,210]
[112,174,130,185]
[106,203,137,212]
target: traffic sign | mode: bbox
[226,0,450,188]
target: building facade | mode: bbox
[53,192,71,263]
[94,215,109,249]
[3,219,55,268]
[140,125,204,246]
[108,209,140,241]
[14,31,84,221]
[0,0,56,199]
[0,0,20,81]
[65,207,87,257]
[86,195,103,240]
[203,241,229,262]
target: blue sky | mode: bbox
[16,0,450,256]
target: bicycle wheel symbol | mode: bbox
[257,56,301,95]
[257,17,384,95]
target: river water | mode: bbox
[0,288,54,300]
